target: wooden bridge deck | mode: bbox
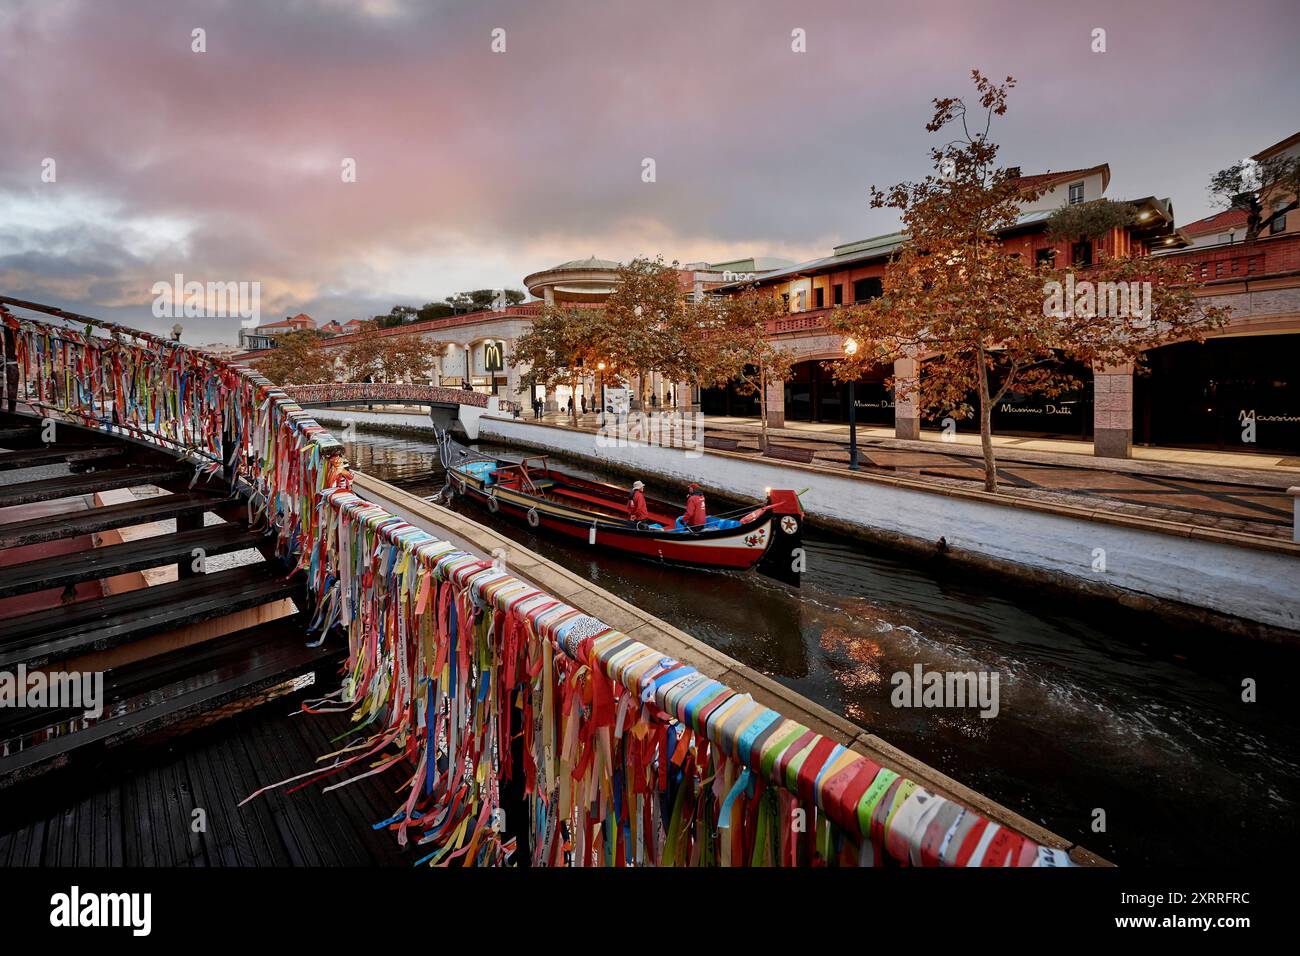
[0,696,410,867]
[0,410,404,864]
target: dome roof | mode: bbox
[548,256,620,271]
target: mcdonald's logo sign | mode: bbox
[483,340,505,373]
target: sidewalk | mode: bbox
[524,410,1298,543]
[703,415,1300,476]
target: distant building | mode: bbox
[1011,163,1111,214]
[520,255,790,409]
[238,312,316,351]
[706,161,1280,459]
[1252,130,1299,239]
[1180,209,1251,249]
[522,256,792,306]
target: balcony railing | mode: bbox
[766,306,840,335]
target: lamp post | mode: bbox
[597,361,607,419]
[844,338,859,470]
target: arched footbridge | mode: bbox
[281,382,506,438]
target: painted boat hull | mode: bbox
[437,444,803,581]
[458,479,774,570]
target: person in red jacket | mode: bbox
[627,480,649,522]
[683,483,707,530]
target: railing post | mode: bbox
[2,324,16,414]
[1290,487,1300,544]
[221,408,237,492]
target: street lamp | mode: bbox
[597,362,607,418]
[843,338,859,470]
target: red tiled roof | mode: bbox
[259,313,315,331]
[1180,209,1249,236]
[1014,164,1110,194]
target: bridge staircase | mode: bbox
[0,411,337,789]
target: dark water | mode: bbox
[345,429,1300,867]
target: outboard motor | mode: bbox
[757,489,805,588]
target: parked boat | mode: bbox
[434,432,804,584]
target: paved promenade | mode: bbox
[522,410,1298,543]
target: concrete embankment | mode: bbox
[350,469,1107,866]
[309,406,444,438]
[475,416,1300,640]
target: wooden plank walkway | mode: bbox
[0,696,412,867]
[0,491,216,549]
[0,412,348,821]
[0,465,192,508]
[0,523,261,598]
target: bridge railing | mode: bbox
[0,297,346,563]
[0,295,1071,867]
[283,381,490,407]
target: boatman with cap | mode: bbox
[683,482,707,530]
[627,480,650,522]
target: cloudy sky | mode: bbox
[1,0,1296,342]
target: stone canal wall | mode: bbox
[308,406,437,436]
[477,416,1300,638]
[349,470,1104,866]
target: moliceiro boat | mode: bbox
[434,431,805,585]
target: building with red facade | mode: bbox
[709,152,1300,459]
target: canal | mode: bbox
[345,428,1300,867]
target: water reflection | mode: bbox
[343,428,1300,867]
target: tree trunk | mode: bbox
[758,368,769,452]
[571,370,579,426]
[976,346,998,492]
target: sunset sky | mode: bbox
[1,0,1297,341]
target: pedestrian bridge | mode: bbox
[281,382,489,409]
[281,382,502,438]
[0,294,1082,868]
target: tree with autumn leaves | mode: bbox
[340,331,445,383]
[513,259,796,438]
[831,71,1226,492]
[511,304,624,425]
[602,256,701,409]
[258,328,445,387]
[695,287,793,452]
[256,330,335,385]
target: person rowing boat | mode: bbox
[683,482,707,531]
[627,480,649,521]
